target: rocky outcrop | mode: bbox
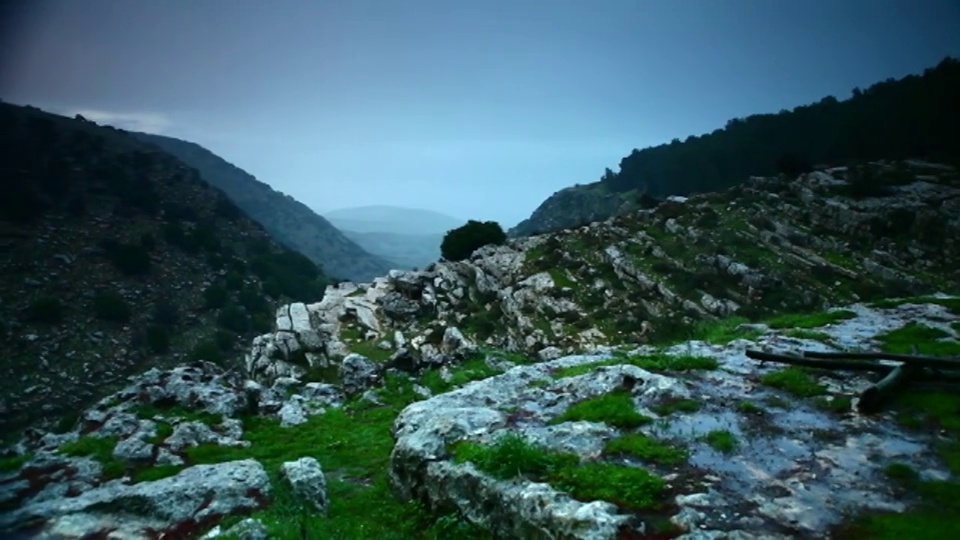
[0,360,345,539]
[387,300,959,538]
[243,162,960,375]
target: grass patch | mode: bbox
[179,373,490,538]
[553,353,717,379]
[891,390,960,474]
[132,403,223,425]
[690,317,762,344]
[453,433,667,510]
[765,309,856,329]
[604,433,688,466]
[870,296,960,314]
[875,323,960,356]
[0,452,32,473]
[783,329,833,341]
[702,430,738,454]
[736,401,766,415]
[420,358,503,395]
[550,390,652,429]
[760,367,827,397]
[651,398,701,416]
[132,463,185,483]
[834,462,960,539]
[59,435,126,479]
[814,395,853,414]
[348,341,394,362]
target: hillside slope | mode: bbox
[280,160,959,365]
[132,133,395,282]
[339,229,444,270]
[0,103,328,436]
[512,56,960,236]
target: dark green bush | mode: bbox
[145,325,171,354]
[100,239,151,276]
[139,232,157,251]
[238,287,270,315]
[217,304,249,333]
[26,296,63,324]
[224,271,244,291]
[92,290,132,323]
[441,220,507,262]
[152,300,179,327]
[214,330,235,352]
[189,339,222,363]
[203,284,229,310]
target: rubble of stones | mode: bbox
[0,361,335,538]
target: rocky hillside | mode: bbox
[253,160,959,371]
[2,295,959,538]
[0,103,329,438]
[132,132,395,282]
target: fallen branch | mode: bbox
[745,349,891,372]
[857,364,920,414]
[802,350,960,369]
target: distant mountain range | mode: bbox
[132,133,395,282]
[323,206,465,269]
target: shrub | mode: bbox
[145,325,171,354]
[224,271,244,291]
[441,220,507,262]
[217,304,249,333]
[189,339,222,363]
[100,239,151,276]
[203,284,229,310]
[775,153,813,177]
[139,232,157,251]
[26,296,63,324]
[92,290,132,322]
[151,300,180,327]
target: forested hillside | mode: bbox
[512,57,960,236]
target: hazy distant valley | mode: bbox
[323,205,466,270]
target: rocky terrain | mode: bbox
[250,161,958,371]
[509,181,643,238]
[1,295,958,538]
[0,104,329,438]
[132,132,396,282]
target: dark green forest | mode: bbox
[601,57,960,197]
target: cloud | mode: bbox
[68,108,172,134]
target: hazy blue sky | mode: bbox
[2,0,959,226]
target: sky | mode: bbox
[2,0,959,227]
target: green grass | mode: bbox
[814,395,853,414]
[348,341,394,362]
[736,401,766,415]
[132,463,185,483]
[0,452,32,473]
[453,434,668,510]
[690,317,763,344]
[870,296,960,314]
[550,390,652,429]
[702,430,738,454]
[548,268,576,289]
[604,433,688,466]
[552,353,717,379]
[168,373,491,539]
[875,323,960,356]
[783,329,833,341]
[420,358,503,395]
[760,367,827,398]
[834,462,960,539]
[765,309,857,329]
[59,435,126,479]
[651,398,701,416]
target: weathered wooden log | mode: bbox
[802,350,960,369]
[745,349,892,372]
[857,364,920,414]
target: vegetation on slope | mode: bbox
[512,56,960,236]
[0,103,327,437]
[132,132,395,282]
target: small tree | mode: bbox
[440,220,507,262]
